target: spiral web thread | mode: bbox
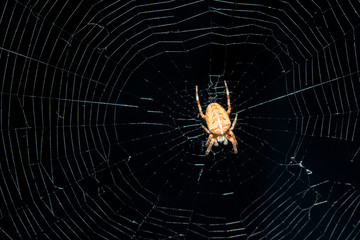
[1,1,360,239]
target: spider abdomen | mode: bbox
[206,103,231,134]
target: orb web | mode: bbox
[1,0,360,239]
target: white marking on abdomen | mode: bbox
[214,111,224,134]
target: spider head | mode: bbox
[216,135,228,145]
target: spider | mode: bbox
[196,81,238,155]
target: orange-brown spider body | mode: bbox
[196,81,238,155]
[206,103,231,134]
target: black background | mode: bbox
[1,1,360,239]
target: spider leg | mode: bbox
[224,81,231,115]
[226,131,238,154]
[206,135,218,147]
[205,137,216,155]
[205,134,212,146]
[202,125,211,134]
[203,126,218,147]
[230,113,238,131]
[196,86,206,120]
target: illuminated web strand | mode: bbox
[1,0,360,239]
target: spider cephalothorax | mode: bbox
[196,81,238,155]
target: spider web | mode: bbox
[1,0,360,239]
